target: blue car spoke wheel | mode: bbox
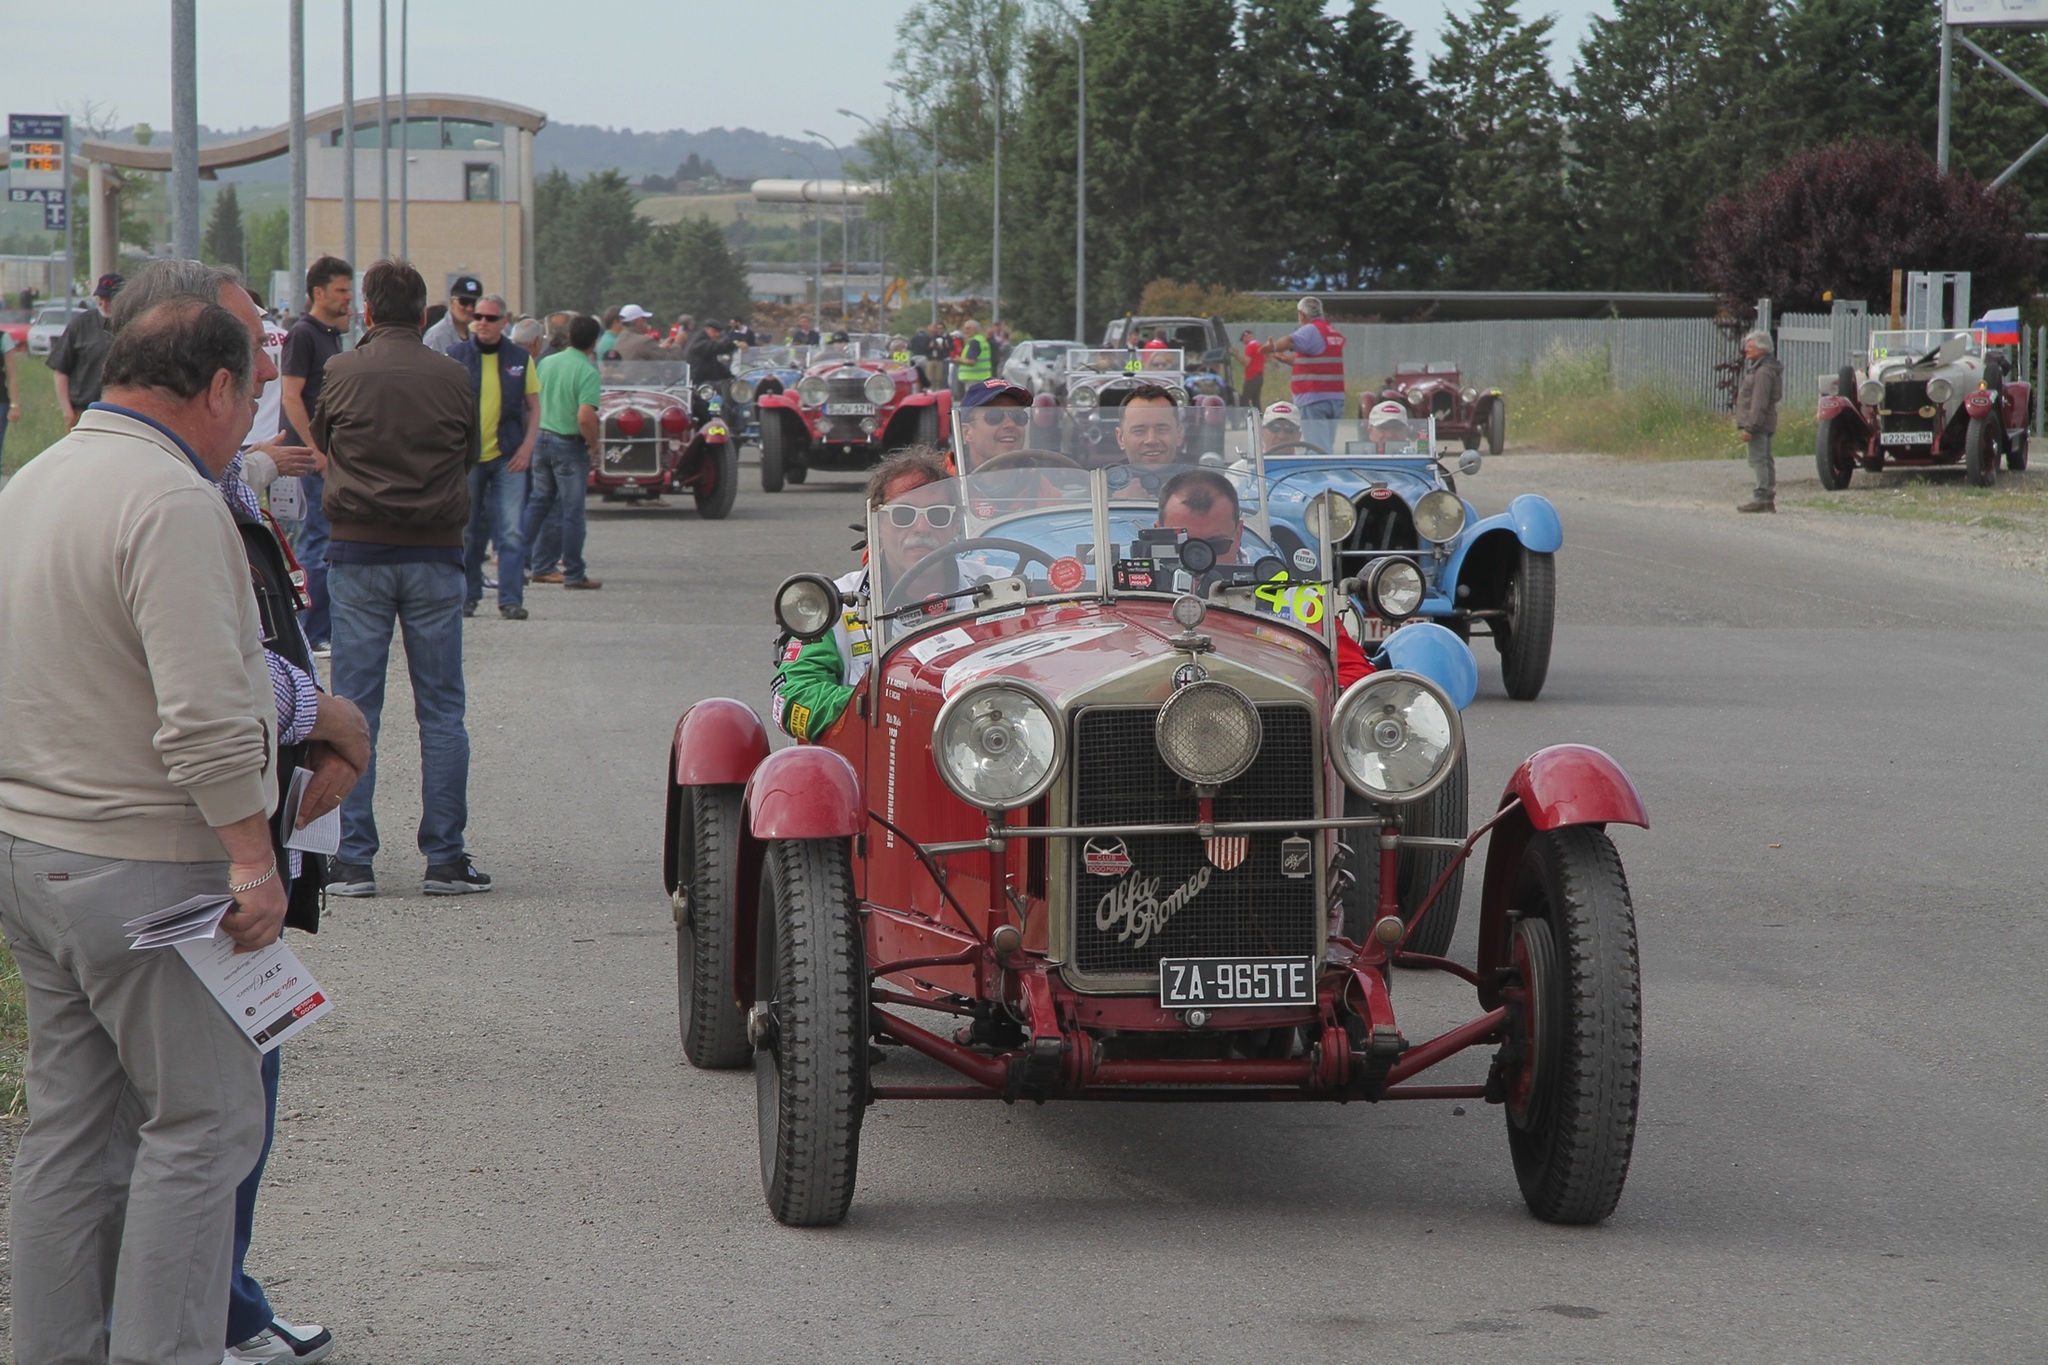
[1497,547,1556,701]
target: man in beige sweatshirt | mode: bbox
[0,291,286,1365]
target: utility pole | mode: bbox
[170,0,199,259]
[804,130,853,325]
[1938,17,1953,172]
[1074,24,1086,344]
[377,0,389,258]
[289,0,307,301]
[991,69,1002,327]
[399,0,409,258]
[343,0,356,269]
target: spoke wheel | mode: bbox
[676,785,750,1068]
[1497,547,1556,701]
[754,838,867,1227]
[1503,827,1642,1225]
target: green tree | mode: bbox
[1568,0,1786,290]
[1429,0,1580,288]
[246,206,289,289]
[200,184,245,269]
[610,215,751,324]
[535,169,646,312]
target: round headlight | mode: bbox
[798,376,829,408]
[1304,489,1358,543]
[1367,558,1425,621]
[1155,680,1262,786]
[1331,671,1462,804]
[1071,385,1100,410]
[1858,379,1883,406]
[1461,386,1478,403]
[1413,489,1466,543]
[1927,376,1954,404]
[864,370,897,405]
[696,383,718,401]
[729,376,756,403]
[934,683,1062,811]
[773,573,843,641]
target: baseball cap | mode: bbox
[960,378,1032,408]
[1368,400,1409,426]
[94,272,125,299]
[1261,401,1301,428]
[618,304,653,323]
[448,275,482,300]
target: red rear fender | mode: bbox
[746,746,864,840]
[673,698,771,787]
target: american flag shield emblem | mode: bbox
[1205,835,1249,871]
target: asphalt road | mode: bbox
[18,451,2047,1363]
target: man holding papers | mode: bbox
[0,283,303,1364]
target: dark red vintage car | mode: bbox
[1368,362,1505,456]
[589,360,738,518]
[1815,327,2032,489]
[754,334,948,491]
[662,466,1646,1228]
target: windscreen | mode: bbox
[1868,329,1983,363]
[1065,347,1185,375]
[738,345,804,371]
[599,359,691,390]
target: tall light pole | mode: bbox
[805,130,853,326]
[786,148,824,323]
[1050,1,1087,343]
[838,109,899,322]
[342,0,356,270]
[885,81,941,328]
[399,0,409,258]
[170,0,199,259]
[377,0,389,258]
[289,0,307,300]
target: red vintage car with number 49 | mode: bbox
[663,466,1647,1227]
[754,333,947,492]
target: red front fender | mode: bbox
[1964,388,1998,420]
[745,746,863,840]
[1474,745,1646,1003]
[1817,394,1862,425]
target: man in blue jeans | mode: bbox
[451,294,540,619]
[525,313,605,590]
[309,258,492,897]
[278,256,353,651]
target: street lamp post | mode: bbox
[786,148,824,323]
[399,0,408,258]
[377,0,389,258]
[342,0,356,270]
[884,80,941,328]
[804,130,853,327]
[1050,1,1087,343]
[170,0,199,259]
[838,108,901,323]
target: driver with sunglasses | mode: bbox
[953,377,1035,471]
[771,447,961,742]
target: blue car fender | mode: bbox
[1370,621,1479,711]
[1506,493,1563,553]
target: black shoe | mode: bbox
[499,605,529,620]
[462,601,478,618]
[326,860,377,898]
[424,857,493,896]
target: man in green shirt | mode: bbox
[523,314,605,590]
[595,306,623,359]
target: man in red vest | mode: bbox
[1267,295,1346,449]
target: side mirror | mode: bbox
[1458,450,1482,476]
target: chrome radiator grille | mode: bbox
[1068,704,1319,978]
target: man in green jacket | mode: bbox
[771,446,956,743]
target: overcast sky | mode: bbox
[1,0,1606,141]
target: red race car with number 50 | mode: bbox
[663,464,1646,1227]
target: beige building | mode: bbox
[78,94,544,314]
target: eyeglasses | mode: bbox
[451,298,476,310]
[884,503,958,529]
[972,408,1029,427]
[474,313,505,323]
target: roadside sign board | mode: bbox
[1946,0,2048,23]
[8,114,68,192]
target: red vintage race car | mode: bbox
[754,333,947,491]
[1368,361,1505,455]
[1815,327,2031,488]
[589,360,738,518]
[663,466,1646,1228]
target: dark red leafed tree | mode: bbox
[1696,139,2039,313]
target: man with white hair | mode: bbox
[1734,329,1783,513]
[1266,295,1347,450]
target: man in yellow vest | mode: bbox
[955,318,994,399]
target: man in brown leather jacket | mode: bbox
[1734,329,1784,513]
[310,258,493,898]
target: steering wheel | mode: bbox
[974,447,1083,473]
[884,536,1063,612]
[1261,439,1330,458]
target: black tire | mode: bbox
[786,452,809,484]
[1497,547,1555,701]
[1486,399,1506,457]
[1836,364,1859,404]
[1503,827,1642,1225]
[1815,415,1854,491]
[1461,432,1481,452]
[2009,427,2030,472]
[1344,744,1468,957]
[676,786,751,1069]
[754,838,866,1227]
[1965,416,1996,487]
[694,441,739,519]
[760,413,788,493]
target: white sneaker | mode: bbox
[226,1318,335,1363]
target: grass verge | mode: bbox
[1500,342,1817,463]
[4,355,67,478]
[1807,475,2048,532]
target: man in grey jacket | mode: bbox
[0,291,282,1364]
[1735,329,1785,513]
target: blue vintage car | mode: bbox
[725,344,812,462]
[1247,414,1561,701]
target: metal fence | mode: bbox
[1228,317,1740,411]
